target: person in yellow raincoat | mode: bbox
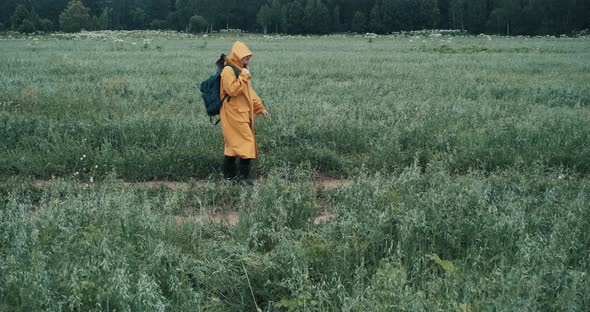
[220,41,269,186]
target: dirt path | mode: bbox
[30,176,352,226]
[176,208,336,227]
[32,176,351,191]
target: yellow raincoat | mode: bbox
[220,41,266,159]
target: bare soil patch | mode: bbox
[30,176,351,226]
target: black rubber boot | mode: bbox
[223,156,237,182]
[238,158,255,187]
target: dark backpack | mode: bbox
[199,54,240,125]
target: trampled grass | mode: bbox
[0,31,589,311]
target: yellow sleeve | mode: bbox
[251,88,266,115]
[220,66,250,97]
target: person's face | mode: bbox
[241,55,251,67]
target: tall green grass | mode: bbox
[1,33,589,311]
[1,34,589,179]
[1,166,588,310]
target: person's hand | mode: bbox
[260,111,269,119]
[241,68,250,75]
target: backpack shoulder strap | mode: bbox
[224,64,240,78]
[220,64,241,104]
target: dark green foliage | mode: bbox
[97,7,111,30]
[463,0,488,34]
[286,0,305,34]
[351,11,366,33]
[9,4,46,33]
[18,19,35,33]
[417,0,440,29]
[38,18,53,32]
[189,15,207,33]
[256,4,272,34]
[166,11,181,31]
[369,1,385,34]
[10,4,30,30]
[2,0,589,35]
[59,0,91,32]
[147,0,170,21]
[149,19,167,30]
[130,7,147,29]
[303,0,331,34]
[174,0,196,31]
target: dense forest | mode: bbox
[1,0,589,35]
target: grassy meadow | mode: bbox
[0,31,589,311]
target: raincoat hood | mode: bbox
[224,41,252,70]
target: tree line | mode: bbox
[1,0,589,35]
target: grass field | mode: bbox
[1,31,589,311]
